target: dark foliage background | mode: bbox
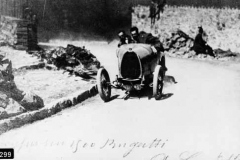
[1,0,240,40]
[0,0,133,40]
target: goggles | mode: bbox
[131,30,138,37]
[118,32,124,38]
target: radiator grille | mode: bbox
[121,52,141,79]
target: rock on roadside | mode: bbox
[20,91,44,111]
[0,52,44,120]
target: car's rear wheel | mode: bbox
[97,68,111,102]
[153,65,164,100]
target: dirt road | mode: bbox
[0,41,240,160]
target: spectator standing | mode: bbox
[149,0,157,26]
[24,7,39,51]
[155,0,167,20]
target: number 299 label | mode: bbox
[0,149,14,159]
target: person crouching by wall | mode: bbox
[192,26,215,57]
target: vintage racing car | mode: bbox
[96,43,165,102]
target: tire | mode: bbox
[97,68,111,102]
[153,65,164,100]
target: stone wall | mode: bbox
[0,16,29,49]
[134,0,240,8]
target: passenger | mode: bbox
[193,26,215,57]
[117,30,132,47]
[130,26,167,71]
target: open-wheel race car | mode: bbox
[97,43,166,102]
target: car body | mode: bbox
[97,43,165,101]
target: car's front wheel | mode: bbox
[97,68,111,102]
[153,65,164,100]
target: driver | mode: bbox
[130,26,167,71]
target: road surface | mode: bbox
[0,41,240,160]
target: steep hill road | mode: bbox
[0,41,240,160]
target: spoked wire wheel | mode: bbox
[97,68,111,102]
[153,65,164,100]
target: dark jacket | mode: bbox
[133,31,164,52]
[193,33,207,53]
[193,33,215,57]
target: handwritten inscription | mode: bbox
[150,152,201,160]
[0,139,239,159]
[70,138,168,157]
[150,152,240,160]
[151,153,169,160]
[0,138,168,158]
[179,151,202,160]
[99,138,168,157]
[218,153,240,160]
[71,140,96,153]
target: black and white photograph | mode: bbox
[0,0,240,159]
